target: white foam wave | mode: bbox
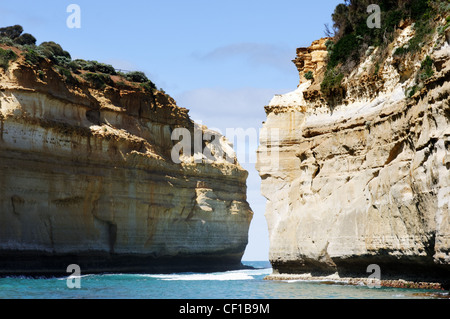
[56,274,94,280]
[146,268,272,281]
[54,267,272,282]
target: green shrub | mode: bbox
[56,66,79,86]
[374,62,380,75]
[321,0,440,98]
[71,59,116,75]
[406,56,434,98]
[304,71,314,80]
[23,49,43,65]
[325,40,335,52]
[38,41,71,61]
[369,9,403,46]
[331,3,351,39]
[409,0,431,21]
[0,48,18,69]
[82,72,112,89]
[321,68,344,95]
[417,55,434,81]
[55,55,72,68]
[392,0,437,56]
[0,25,23,39]
[93,62,116,75]
[14,33,36,46]
[407,85,418,98]
[438,19,450,35]
[66,60,81,74]
[140,80,157,93]
[327,0,437,59]
[125,71,149,83]
[408,18,434,53]
[72,59,88,69]
[327,33,360,69]
[393,46,409,56]
[0,36,14,46]
[420,55,434,70]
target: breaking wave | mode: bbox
[145,267,272,281]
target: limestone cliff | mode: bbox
[257,19,450,286]
[0,44,253,275]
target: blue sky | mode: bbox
[1,0,341,260]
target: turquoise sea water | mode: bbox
[0,261,447,300]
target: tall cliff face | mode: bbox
[257,21,450,285]
[0,46,253,275]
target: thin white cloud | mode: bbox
[195,42,296,73]
[176,87,286,121]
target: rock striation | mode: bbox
[0,46,253,275]
[257,21,450,287]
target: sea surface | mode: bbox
[0,261,447,299]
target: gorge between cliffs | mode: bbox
[0,0,449,293]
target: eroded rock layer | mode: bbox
[257,24,449,285]
[0,48,253,275]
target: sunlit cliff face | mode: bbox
[257,22,450,284]
[0,47,253,275]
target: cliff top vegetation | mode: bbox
[0,25,165,96]
[321,0,449,98]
